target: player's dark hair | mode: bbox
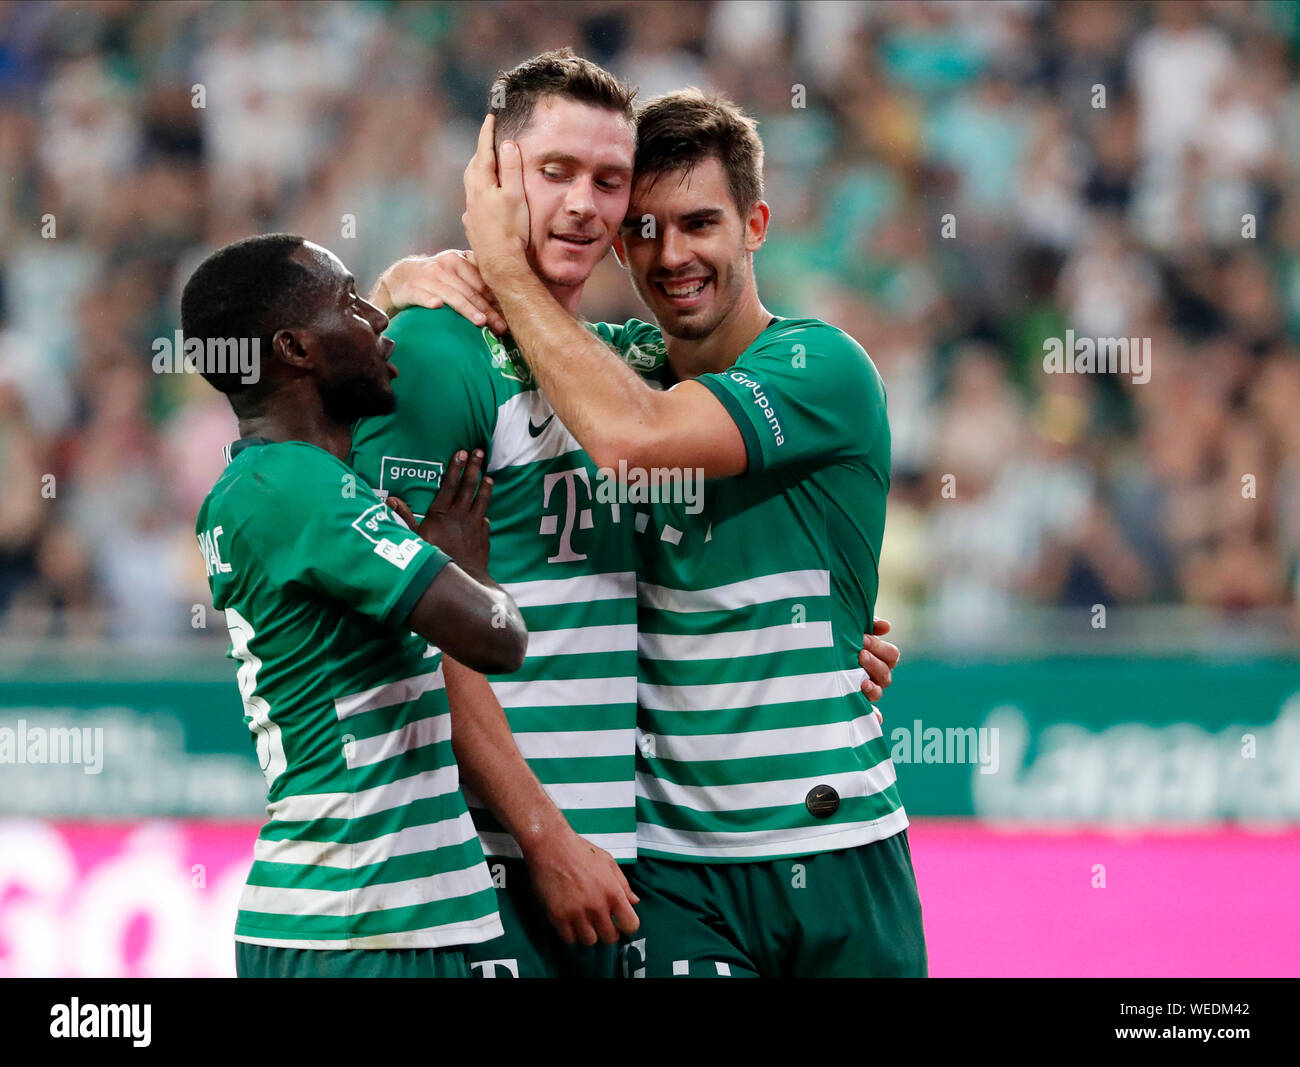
[634,89,764,214]
[180,233,317,399]
[491,47,636,144]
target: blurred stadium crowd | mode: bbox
[0,0,1297,646]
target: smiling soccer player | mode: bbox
[459,90,927,978]
[362,55,907,980]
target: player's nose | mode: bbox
[359,296,389,335]
[658,226,693,271]
[565,177,597,220]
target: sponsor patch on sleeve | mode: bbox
[380,456,444,493]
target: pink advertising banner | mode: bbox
[0,819,1295,977]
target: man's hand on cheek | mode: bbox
[462,113,531,288]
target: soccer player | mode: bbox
[185,234,527,978]
[350,50,646,978]
[457,90,927,977]
[355,50,901,977]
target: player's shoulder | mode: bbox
[388,305,538,394]
[387,304,485,343]
[763,317,869,360]
[386,305,491,370]
[756,317,882,385]
[206,440,349,523]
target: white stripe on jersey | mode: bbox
[634,763,897,813]
[512,727,636,759]
[488,675,635,709]
[634,808,910,860]
[504,571,635,609]
[639,667,867,713]
[343,712,451,768]
[489,390,582,470]
[233,912,504,951]
[542,780,634,809]
[637,569,830,613]
[638,713,882,763]
[267,764,460,823]
[334,668,445,720]
[638,621,833,661]
[238,859,494,919]
[525,623,638,657]
[253,810,479,869]
[464,778,632,812]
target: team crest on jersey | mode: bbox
[483,328,534,386]
[623,338,666,370]
[381,455,443,492]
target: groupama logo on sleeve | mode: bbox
[729,371,786,447]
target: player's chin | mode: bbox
[326,376,396,423]
[370,381,397,416]
[651,300,716,341]
[540,244,601,284]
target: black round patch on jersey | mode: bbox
[805,784,840,818]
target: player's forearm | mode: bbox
[490,266,665,470]
[408,565,527,674]
[443,657,572,856]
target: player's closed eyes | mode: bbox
[543,168,622,192]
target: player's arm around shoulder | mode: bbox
[369,250,507,335]
[578,317,748,480]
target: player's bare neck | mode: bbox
[666,285,772,380]
[544,278,585,317]
[237,398,352,463]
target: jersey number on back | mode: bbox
[226,607,287,788]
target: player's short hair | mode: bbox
[634,89,765,214]
[491,47,636,143]
[180,234,317,396]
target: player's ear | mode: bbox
[271,327,312,375]
[744,200,770,253]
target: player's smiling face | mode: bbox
[511,97,634,290]
[617,157,766,341]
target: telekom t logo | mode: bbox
[539,467,593,562]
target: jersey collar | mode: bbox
[224,436,275,464]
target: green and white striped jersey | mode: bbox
[622,317,907,862]
[350,308,663,863]
[196,437,501,949]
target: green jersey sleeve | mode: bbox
[350,306,501,519]
[695,319,888,473]
[239,443,450,629]
[587,319,668,378]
